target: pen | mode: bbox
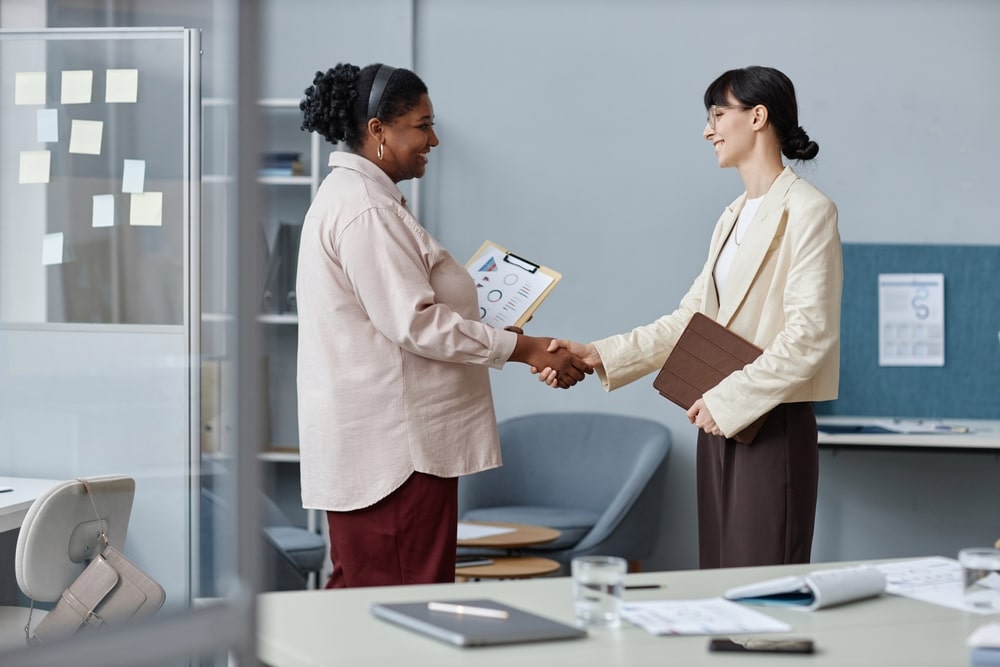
[0,488,12,493]
[935,425,970,433]
[625,584,663,590]
[427,602,510,619]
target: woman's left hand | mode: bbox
[687,398,724,437]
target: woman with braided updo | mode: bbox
[541,66,843,569]
[295,63,589,588]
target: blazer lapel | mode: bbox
[717,167,799,326]
[703,198,742,318]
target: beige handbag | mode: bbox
[28,480,165,645]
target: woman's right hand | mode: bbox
[535,340,602,387]
[509,335,591,388]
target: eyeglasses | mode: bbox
[706,104,753,130]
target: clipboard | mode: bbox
[652,312,768,444]
[465,240,562,329]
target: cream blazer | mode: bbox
[593,167,843,438]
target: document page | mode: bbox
[457,522,516,541]
[621,598,790,636]
[466,241,558,329]
[876,557,998,614]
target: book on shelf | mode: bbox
[259,151,304,177]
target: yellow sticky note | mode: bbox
[130,192,163,227]
[106,69,138,103]
[15,72,46,105]
[69,120,104,155]
[61,70,93,104]
[19,151,51,184]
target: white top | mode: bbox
[713,193,764,292]
[295,151,517,511]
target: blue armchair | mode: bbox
[459,412,672,570]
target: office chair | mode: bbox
[459,412,672,571]
[199,488,326,593]
[260,493,327,591]
[0,475,135,651]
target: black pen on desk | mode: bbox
[624,584,663,590]
[0,488,13,493]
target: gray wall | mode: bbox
[269,0,1000,571]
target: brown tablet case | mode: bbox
[652,312,767,444]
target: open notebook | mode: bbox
[369,598,586,647]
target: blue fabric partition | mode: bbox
[815,243,1000,419]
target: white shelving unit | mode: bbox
[201,97,327,589]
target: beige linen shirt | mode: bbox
[593,167,842,438]
[296,151,517,511]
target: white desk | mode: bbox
[817,416,1000,450]
[257,559,996,666]
[0,477,59,533]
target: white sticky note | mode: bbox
[69,119,104,155]
[92,194,115,228]
[105,68,138,103]
[122,159,146,193]
[42,233,64,265]
[37,108,59,143]
[15,72,46,105]
[130,192,163,227]
[19,151,51,184]
[61,70,93,104]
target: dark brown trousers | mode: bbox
[324,471,458,588]
[697,402,818,569]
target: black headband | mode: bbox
[367,65,397,120]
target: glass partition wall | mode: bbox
[0,1,265,665]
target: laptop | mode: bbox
[369,598,587,648]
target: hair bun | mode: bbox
[783,125,819,161]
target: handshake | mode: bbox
[505,326,600,389]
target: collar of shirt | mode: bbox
[327,150,408,208]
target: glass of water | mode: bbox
[958,547,1000,610]
[571,555,627,628]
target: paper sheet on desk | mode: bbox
[457,522,516,541]
[876,557,999,615]
[871,419,971,434]
[621,598,790,636]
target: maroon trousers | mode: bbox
[324,471,458,588]
[696,402,818,569]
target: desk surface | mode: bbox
[817,416,1000,450]
[0,476,59,533]
[257,559,996,666]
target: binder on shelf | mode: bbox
[465,240,561,329]
[261,222,301,314]
[652,312,767,445]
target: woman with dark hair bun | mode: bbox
[542,66,843,569]
[296,62,590,588]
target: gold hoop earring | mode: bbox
[377,142,384,160]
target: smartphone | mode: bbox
[708,638,815,654]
